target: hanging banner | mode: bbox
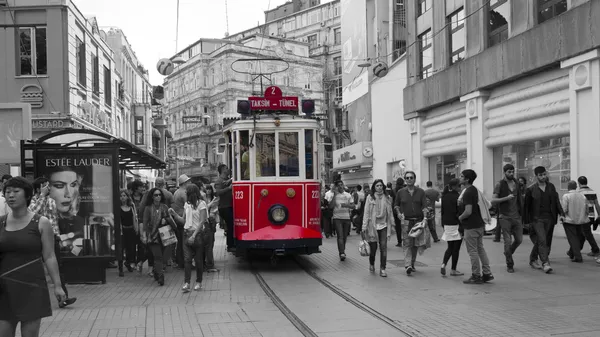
[36,150,116,257]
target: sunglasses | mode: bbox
[405,176,415,180]
[153,194,162,197]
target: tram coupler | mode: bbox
[274,249,285,256]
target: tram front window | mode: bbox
[256,133,276,177]
[279,132,299,177]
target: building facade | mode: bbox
[334,0,408,187]
[163,35,324,183]
[402,0,600,202]
[0,0,162,183]
[166,0,341,183]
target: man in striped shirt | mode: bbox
[577,176,600,257]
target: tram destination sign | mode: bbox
[248,85,298,111]
[248,96,298,111]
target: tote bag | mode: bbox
[158,225,177,246]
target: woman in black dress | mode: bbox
[0,177,67,337]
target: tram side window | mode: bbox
[256,133,276,177]
[240,130,250,180]
[305,130,314,179]
[232,131,238,181]
[279,132,299,177]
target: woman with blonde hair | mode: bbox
[362,179,395,277]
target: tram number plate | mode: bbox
[311,190,320,199]
[235,191,244,199]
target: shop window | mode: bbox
[17,27,47,76]
[489,0,509,47]
[256,133,276,177]
[429,152,468,191]
[418,29,432,80]
[538,0,567,24]
[279,132,299,177]
[417,0,430,16]
[305,130,314,179]
[448,7,465,64]
[493,137,570,194]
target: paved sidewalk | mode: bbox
[25,230,302,337]
[301,226,600,337]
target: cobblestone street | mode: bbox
[25,225,600,337]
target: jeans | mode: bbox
[122,227,137,265]
[182,231,204,284]
[499,217,523,268]
[322,209,333,236]
[529,218,552,264]
[219,207,235,249]
[174,225,184,267]
[464,227,491,276]
[428,217,439,241]
[442,239,463,270]
[401,219,421,268]
[148,243,173,277]
[333,219,351,255]
[368,228,388,270]
[564,223,584,261]
[579,221,600,254]
[203,232,215,269]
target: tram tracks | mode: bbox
[251,257,414,337]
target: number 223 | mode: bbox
[235,191,244,199]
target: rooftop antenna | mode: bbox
[175,0,180,52]
[225,0,230,37]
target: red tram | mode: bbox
[221,94,323,260]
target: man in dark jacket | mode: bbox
[491,164,523,273]
[523,166,565,274]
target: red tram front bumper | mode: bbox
[236,225,322,255]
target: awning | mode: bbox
[28,129,167,170]
[152,128,161,139]
[165,130,173,138]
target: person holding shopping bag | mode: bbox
[362,179,394,277]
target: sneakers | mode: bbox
[380,270,387,277]
[207,268,219,273]
[405,266,413,275]
[482,273,494,282]
[440,263,446,276]
[450,270,464,276]
[137,262,143,274]
[463,275,483,284]
[507,267,515,273]
[158,274,165,286]
[542,263,553,274]
[193,283,202,291]
[58,297,77,308]
[182,283,191,293]
[596,257,600,264]
[529,261,542,270]
[339,253,346,261]
[586,251,600,257]
[369,265,375,273]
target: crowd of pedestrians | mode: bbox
[321,164,600,284]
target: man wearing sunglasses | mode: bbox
[394,171,428,275]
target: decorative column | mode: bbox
[460,90,493,196]
[408,115,428,186]
[561,49,600,185]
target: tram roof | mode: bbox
[223,114,321,132]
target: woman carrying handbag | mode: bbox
[361,179,395,277]
[142,188,176,286]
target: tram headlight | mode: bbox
[268,204,289,225]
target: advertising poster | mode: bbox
[36,150,116,257]
[341,0,368,105]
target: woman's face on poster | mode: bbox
[49,170,82,214]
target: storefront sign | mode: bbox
[36,150,116,257]
[332,141,373,170]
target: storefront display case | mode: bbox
[21,129,166,284]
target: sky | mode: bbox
[74,0,333,84]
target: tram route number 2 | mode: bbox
[235,191,244,199]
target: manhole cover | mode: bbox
[387,260,428,267]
